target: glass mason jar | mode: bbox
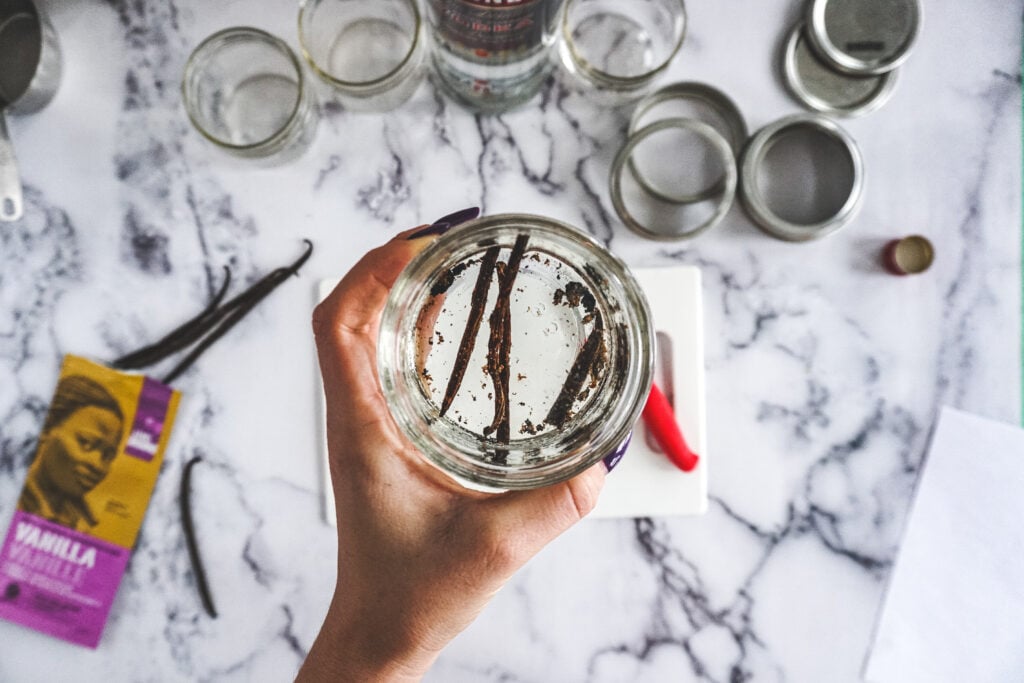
[182,27,319,162]
[426,0,566,113]
[559,0,687,104]
[378,214,654,490]
[298,0,426,111]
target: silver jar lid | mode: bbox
[806,0,921,76]
[627,81,747,204]
[611,117,737,241]
[739,113,864,242]
[784,23,897,117]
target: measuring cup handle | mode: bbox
[0,114,24,222]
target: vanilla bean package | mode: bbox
[0,355,180,648]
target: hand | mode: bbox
[298,227,608,682]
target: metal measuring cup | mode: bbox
[0,0,62,222]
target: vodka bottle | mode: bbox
[427,0,566,112]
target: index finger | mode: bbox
[312,228,434,406]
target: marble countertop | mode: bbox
[1,0,1021,680]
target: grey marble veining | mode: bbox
[0,0,1020,681]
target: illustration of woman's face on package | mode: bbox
[39,404,123,497]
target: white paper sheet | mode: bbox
[863,407,1024,682]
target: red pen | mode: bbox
[641,381,700,472]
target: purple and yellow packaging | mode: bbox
[0,355,180,648]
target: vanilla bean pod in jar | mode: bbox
[427,0,566,112]
[378,215,653,490]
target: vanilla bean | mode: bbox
[545,311,604,429]
[439,247,500,417]
[214,238,314,313]
[180,456,217,618]
[206,239,311,317]
[159,240,313,383]
[115,239,314,374]
[114,266,233,370]
[161,270,284,384]
[485,298,513,443]
[484,235,529,444]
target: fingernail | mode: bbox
[433,206,480,227]
[406,206,480,240]
[602,432,632,473]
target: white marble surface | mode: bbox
[0,0,1020,680]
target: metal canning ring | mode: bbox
[611,117,737,241]
[805,0,921,76]
[783,22,897,118]
[627,82,747,204]
[739,113,864,242]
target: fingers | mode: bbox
[477,433,629,549]
[478,463,607,559]
[314,231,427,341]
[313,231,434,405]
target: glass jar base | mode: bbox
[429,53,553,114]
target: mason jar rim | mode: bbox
[561,0,687,90]
[739,113,864,242]
[626,81,748,204]
[610,118,737,241]
[783,23,898,118]
[377,214,654,491]
[182,27,309,153]
[297,0,422,93]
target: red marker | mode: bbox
[641,382,700,472]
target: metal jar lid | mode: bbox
[805,0,921,76]
[627,82,748,204]
[739,113,864,242]
[611,117,737,241]
[783,23,897,117]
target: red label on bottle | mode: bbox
[458,0,535,5]
[431,0,560,59]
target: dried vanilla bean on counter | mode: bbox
[180,456,217,619]
[115,240,313,382]
[113,266,233,370]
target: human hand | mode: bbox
[298,222,610,682]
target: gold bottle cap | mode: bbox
[883,235,934,275]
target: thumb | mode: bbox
[477,463,607,557]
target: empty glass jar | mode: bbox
[182,27,318,161]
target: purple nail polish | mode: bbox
[603,432,632,473]
[433,206,480,227]
[406,207,481,241]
